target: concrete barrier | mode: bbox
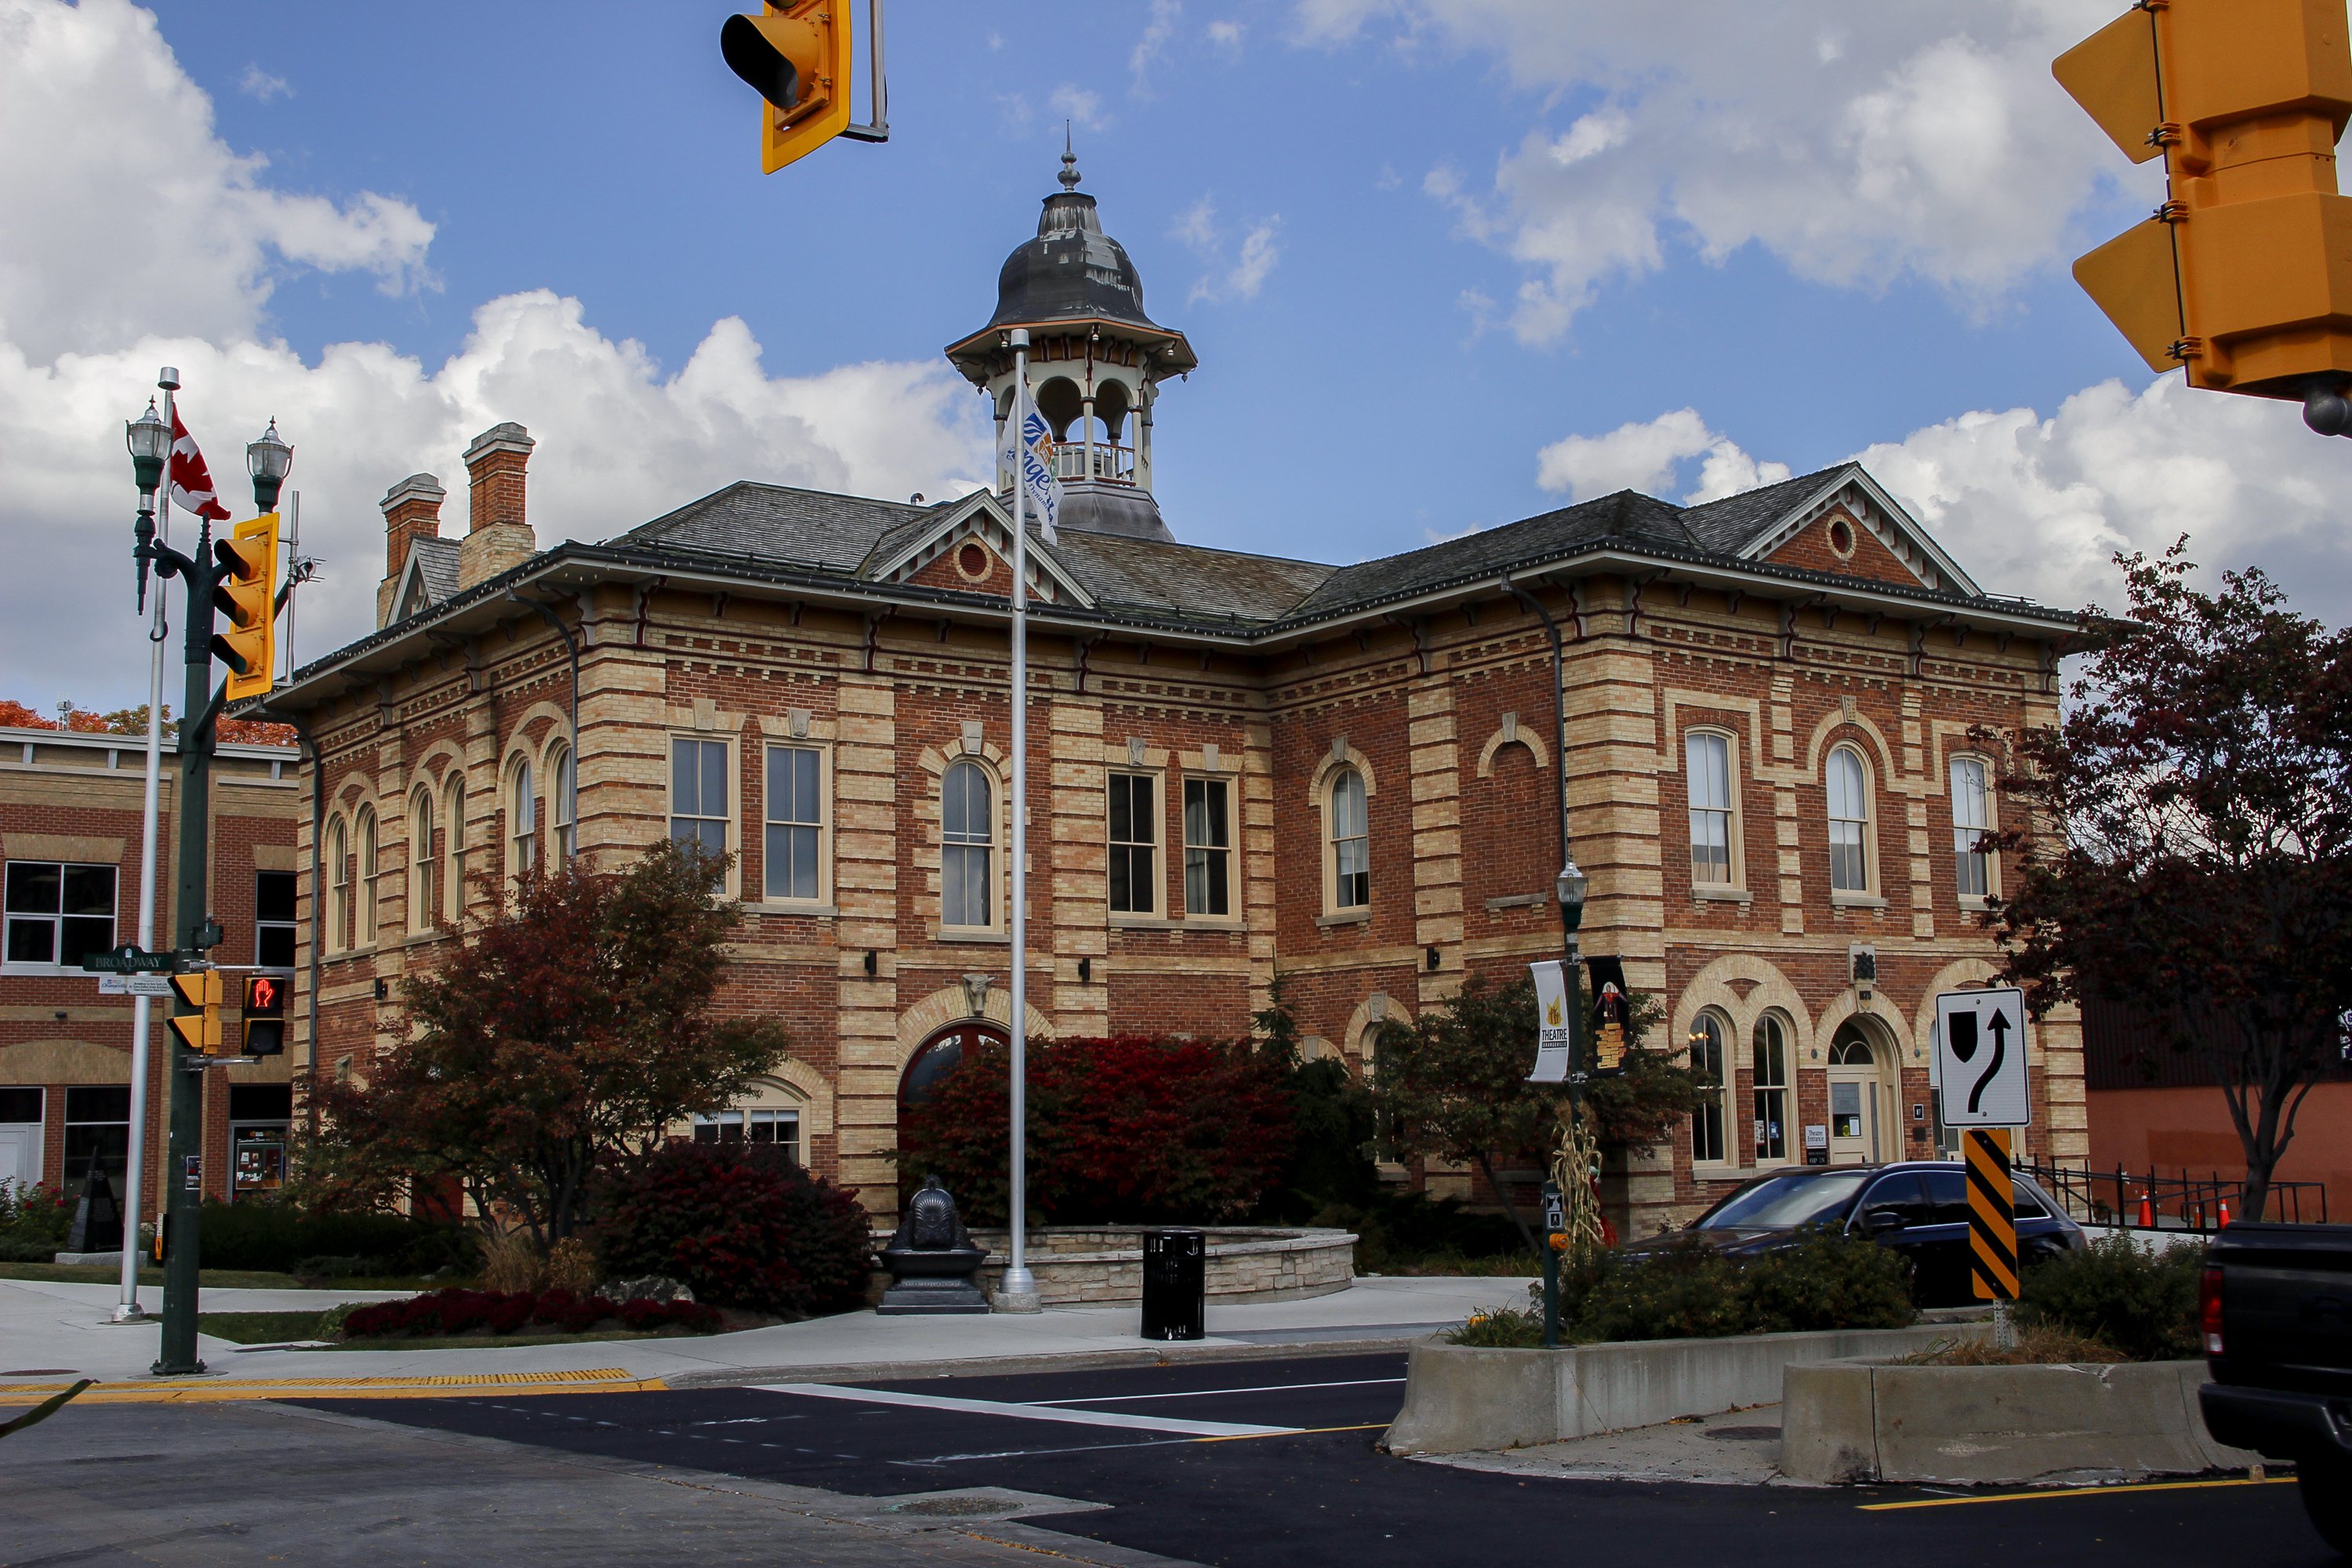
[1781,1359,2262,1485]
[1382,1324,1969,1455]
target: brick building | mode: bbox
[260,162,2084,1235]
[0,724,301,1208]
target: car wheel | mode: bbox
[2301,1460,2352,1555]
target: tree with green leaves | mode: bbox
[1988,543,2352,1221]
[303,839,788,1247]
[1369,973,1700,1253]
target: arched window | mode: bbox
[409,789,436,934]
[900,1023,1004,1113]
[1328,766,1370,910]
[549,743,576,862]
[509,758,535,880]
[357,806,379,946]
[1950,755,1994,901]
[1752,1012,1791,1164]
[941,759,995,929]
[1826,745,1872,893]
[327,818,349,953]
[1688,1011,1730,1164]
[441,774,466,922]
[1685,730,1736,887]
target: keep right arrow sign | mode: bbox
[1935,987,2031,1129]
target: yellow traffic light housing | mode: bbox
[2055,0,2352,412]
[722,2,853,174]
[169,969,223,1056]
[211,512,278,701]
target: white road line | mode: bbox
[1038,1376,1406,1406]
[753,1382,1298,1438]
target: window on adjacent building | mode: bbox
[1826,745,1872,893]
[1690,1011,1729,1164]
[669,737,728,860]
[1329,766,1370,910]
[256,870,296,968]
[1753,1011,1790,1164]
[510,759,537,879]
[1686,730,1734,887]
[764,744,824,902]
[942,758,995,929]
[328,818,350,951]
[63,1085,129,1201]
[4,861,116,971]
[441,775,466,922]
[1108,772,1157,915]
[1951,755,1994,901]
[408,790,436,934]
[358,806,380,945]
[550,744,576,862]
[1183,777,1232,917]
[691,1106,801,1164]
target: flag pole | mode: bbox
[114,367,177,1323]
[999,328,1039,1311]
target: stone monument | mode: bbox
[877,1176,989,1315]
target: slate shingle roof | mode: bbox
[412,537,462,604]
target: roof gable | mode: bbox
[388,536,461,625]
[860,492,1095,608]
[1686,464,1981,598]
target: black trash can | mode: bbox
[1140,1228,1206,1341]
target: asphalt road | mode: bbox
[305,1351,2326,1568]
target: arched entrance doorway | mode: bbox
[1826,1020,1895,1165]
[898,1019,1007,1115]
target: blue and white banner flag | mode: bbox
[999,386,1062,542]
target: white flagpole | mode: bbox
[115,367,177,1321]
[1000,328,1038,1311]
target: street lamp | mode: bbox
[1555,858,1588,940]
[127,401,169,611]
[246,419,292,514]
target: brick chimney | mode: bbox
[376,473,445,628]
[456,422,539,591]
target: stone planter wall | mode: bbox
[939,1226,1356,1307]
[1781,1359,2259,1485]
[1382,1324,1972,1455]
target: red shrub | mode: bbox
[339,1287,716,1340]
[597,1142,871,1319]
[898,1035,1296,1225]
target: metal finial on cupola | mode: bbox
[1059,123,1081,190]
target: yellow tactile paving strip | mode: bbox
[0,1368,667,1405]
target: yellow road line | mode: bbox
[0,1368,667,1405]
[1860,1475,2292,1511]
[1193,1422,1388,1443]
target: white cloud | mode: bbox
[1171,199,1283,304]
[1298,0,2138,341]
[237,63,289,101]
[1048,83,1108,132]
[1207,20,1244,50]
[1535,408,1786,503]
[1133,0,1181,85]
[0,0,992,708]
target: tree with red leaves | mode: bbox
[304,840,788,1246]
[1989,543,2352,1221]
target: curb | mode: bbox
[662,1332,1440,1389]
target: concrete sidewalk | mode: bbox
[0,1272,1526,1395]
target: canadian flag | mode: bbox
[168,409,233,522]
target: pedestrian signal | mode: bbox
[243,972,287,1057]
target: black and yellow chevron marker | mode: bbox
[1967,1127,2019,1301]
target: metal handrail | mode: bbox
[1048,441,1135,485]
[2014,1157,2330,1230]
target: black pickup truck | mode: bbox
[2198,1224,2352,1552]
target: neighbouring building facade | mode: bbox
[0,724,302,1209]
[261,160,2086,1236]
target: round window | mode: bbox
[1827,518,1857,557]
[956,542,989,579]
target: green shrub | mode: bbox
[1572,1237,1747,1341]
[2020,1236,2202,1360]
[196,1200,472,1277]
[1319,1188,1526,1273]
[1736,1227,1915,1334]
[0,1181,71,1260]
[1447,1304,1547,1348]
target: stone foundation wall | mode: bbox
[952,1225,1356,1306]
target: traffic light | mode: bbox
[2054,0,2352,428]
[721,2,854,172]
[210,512,278,700]
[242,972,287,1057]
[168,969,223,1056]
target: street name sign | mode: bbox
[1934,987,2029,1128]
[79,945,180,974]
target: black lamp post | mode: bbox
[247,418,291,514]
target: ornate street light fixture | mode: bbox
[246,418,292,514]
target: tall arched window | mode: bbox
[1752,1012,1791,1163]
[409,789,436,933]
[1826,745,1872,893]
[357,806,380,946]
[1688,1011,1729,1164]
[509,758,536,880]
[941,758,994,929]
[1328,766,1370,910]
[442,774,466,922]
[549,743,576,862]
[1685,730,1735,887]
[327,818,350,953]
[1950,755,1994,900]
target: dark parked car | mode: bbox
[1624,1161,2085,1306]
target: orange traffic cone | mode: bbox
[2138,1191,2154,1228]
[2218,1199,2230,1228]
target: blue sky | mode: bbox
[8,1,2350,707]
